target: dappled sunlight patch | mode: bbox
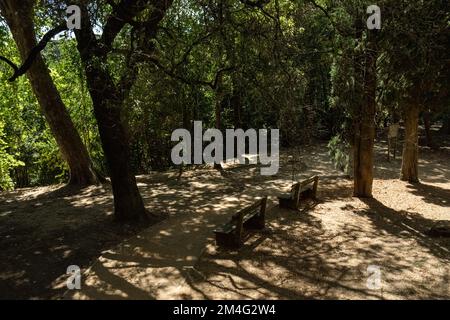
[190,168,449,299]
[2,141,449,299]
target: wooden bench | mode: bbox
[278,176,319,210]
[214,196,267,248]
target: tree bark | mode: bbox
[79,59,147,220]
[401,104,420,183]
[75,51,147,222]
[72,1,165,221]
[0,0,100,186]
[72,0,171,221]
[353,33,377,198]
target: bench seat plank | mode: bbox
[278,176,318,210]
[214,210,263,234]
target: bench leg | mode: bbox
[235,213,244,245]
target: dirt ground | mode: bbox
[1,132,449,299]
[0,184,156,299]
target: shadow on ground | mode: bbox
[1,141,449,299]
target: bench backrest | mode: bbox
[300,175,319,187]
[232,196,267,220]
[291,175,319,204]
[232,196,267,237]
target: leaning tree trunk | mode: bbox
[0,0,99,186]
[353,33,377,198]
[401,104,420,183]
[89,92,147,221]
[74,9,147,222]
[76,59,147,221]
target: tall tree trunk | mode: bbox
[74,5,148,222]
[401,104,420,183]
[353,33,377,198]
[89,89,146,221]
[0,0,99,186]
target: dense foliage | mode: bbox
[0,0,448,190]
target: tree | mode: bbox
[379,0,449,183]
[401,100,420,182]
[323,0,379,197]
[2,0,173,220]
[352,28,377,197]
[71,0,173,221]
[0,0,100,186]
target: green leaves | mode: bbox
[0,122,24,190]
[328,134,350,174]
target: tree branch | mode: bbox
[307,0,352,37]
[240,0,276,21]
[101,0,173,53]
[136,51,234,90]
[1,24,67,82]
[0,55,18,75]
[116,0,173,97]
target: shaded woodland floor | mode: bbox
[1,135,449,299]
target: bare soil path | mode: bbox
[1,138,449,299]
[69,142,449,300]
